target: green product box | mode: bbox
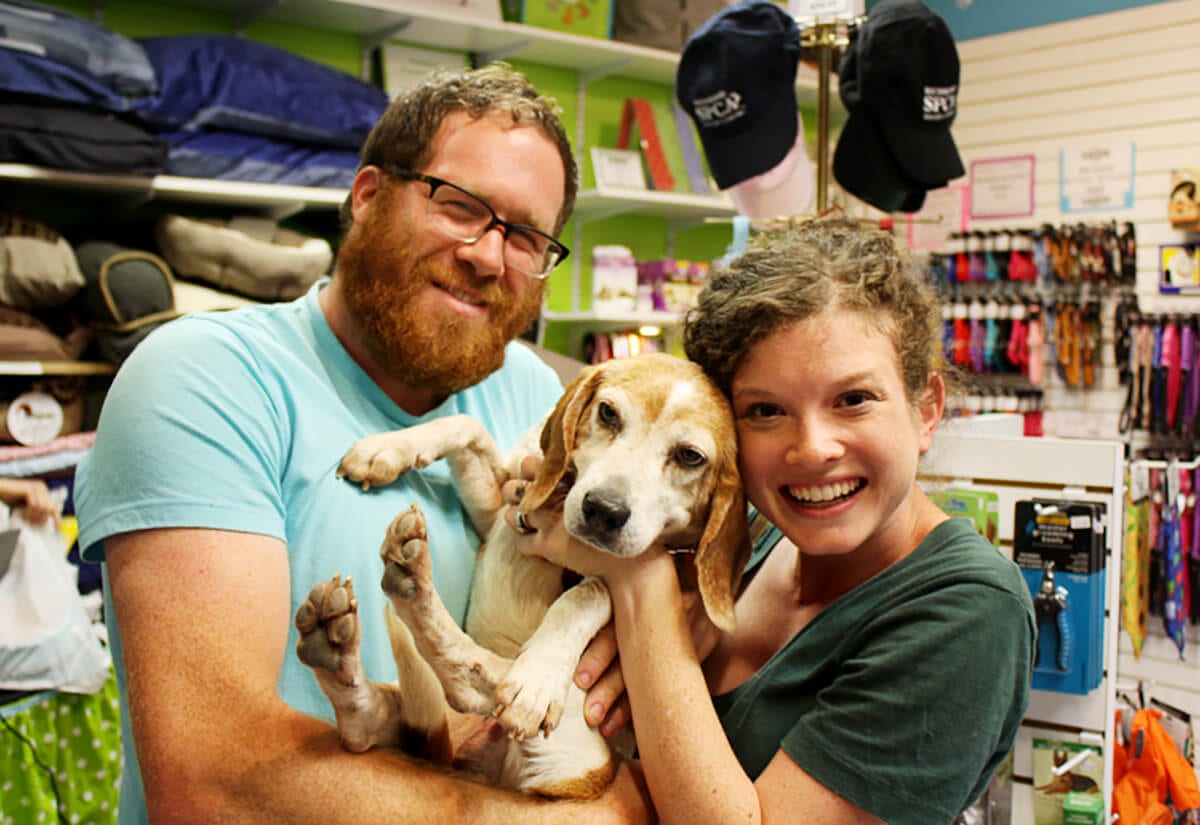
[1061,791,1104,824]
[501,0,614,40]
[929,488,999,547]
[1031,739,1103,825]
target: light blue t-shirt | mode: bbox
[76,279,562,825]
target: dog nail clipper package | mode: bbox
[1013,499,1107,696]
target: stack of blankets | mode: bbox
[0,0,388,187]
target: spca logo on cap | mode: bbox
[923,85,957,122]
[691,90,746,129]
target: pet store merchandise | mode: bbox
[1014,500,1108,696]
[919,433,1127,825]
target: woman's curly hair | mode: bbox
[683,215,948,405]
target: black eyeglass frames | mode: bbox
[389,169,569,279]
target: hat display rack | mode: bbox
[796,13,863,213]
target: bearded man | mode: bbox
[74,65,651,825]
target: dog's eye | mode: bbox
[597,402,620,429]
[673,446,707,468]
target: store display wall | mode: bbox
[951,0,1200,771]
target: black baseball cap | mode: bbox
[834,0,964,213]
[676,0,801,190]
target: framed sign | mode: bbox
[591,147,647,190]
[1060,142,1135,213]
[969,155,1035,220]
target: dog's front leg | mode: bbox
[339,416,510,538]
[493,576,613,741]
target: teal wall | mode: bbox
[876,0,1166,42]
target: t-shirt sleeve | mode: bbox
[77,317,289,561]
[782,582,1033,825]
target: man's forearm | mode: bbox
[146,709,649,825]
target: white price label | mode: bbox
[5,391,63,446]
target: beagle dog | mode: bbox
[294,353,749,798]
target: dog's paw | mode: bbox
[338,432,436,489]
[492,655,569,741]
[295,574,361,680]
[380,503,433,601]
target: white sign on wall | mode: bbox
[1060,142,1135,213]
[787,0,865,20]
[969,155,1036,220]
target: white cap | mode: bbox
[727,113,814,220]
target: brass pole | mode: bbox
[816,26,832,212]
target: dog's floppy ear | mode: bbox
[694,450,750,634]
[522,365,602,512]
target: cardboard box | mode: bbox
[501,0,613,40]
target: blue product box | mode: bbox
[1013,499,1106,695]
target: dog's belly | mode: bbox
[464,532,564,658]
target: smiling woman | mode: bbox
[514,214,1037,825]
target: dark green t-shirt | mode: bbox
[713,518,1035,825]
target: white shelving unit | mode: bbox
[0,163,346,220]
[134,0,821,89]
[0,361,116,377]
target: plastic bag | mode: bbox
[0,510,110,694]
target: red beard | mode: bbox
[336,196,545,397]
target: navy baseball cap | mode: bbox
[833,0,964,213]
[676,0,801,190]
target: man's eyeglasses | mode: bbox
[390,169,569,279]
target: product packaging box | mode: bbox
[1061,792,1104,825]
[929,488,1000,547]
[501,0,613,40]
[591,245,638,313]
[1013,499,1107,695]
[1031,739,1103,825]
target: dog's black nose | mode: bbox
[581,490,630,534]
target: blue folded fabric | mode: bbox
[0,0,156,98]
[135,35,388,151]
[0,49,142,111]
[160,129,358,189]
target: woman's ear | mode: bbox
[917,372,947,454]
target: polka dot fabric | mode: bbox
[0,670,121,824]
